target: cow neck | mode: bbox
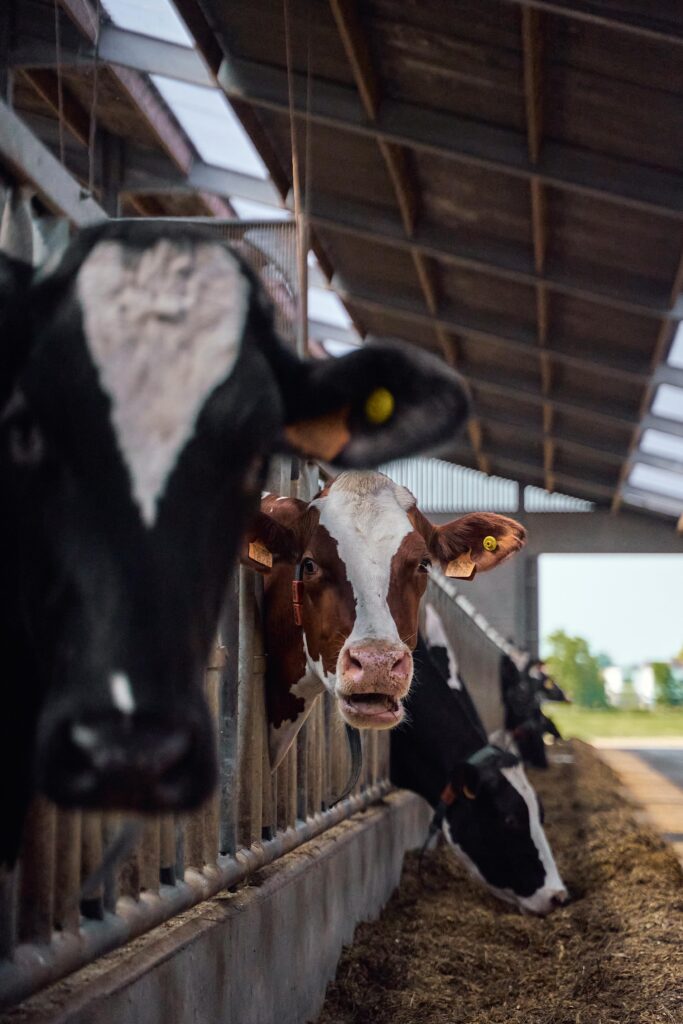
[263,560,324,770]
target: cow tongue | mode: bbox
[343,693,400,717]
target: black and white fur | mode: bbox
[391,605,567,915]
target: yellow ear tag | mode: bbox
[445,549,477,580]
[248,541,273,568]
[365,387,395,425]
[482,535,498,552]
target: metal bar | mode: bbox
[0,101,105,224]
[0,782,392,1011]
[218,57,683,220]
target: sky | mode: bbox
[539,554,683,666]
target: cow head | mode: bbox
[0,222,470,854]
[397,615,567,916]
[251,472,525,767]
[442,748,568,915]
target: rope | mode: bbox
[282,0,310,356]
[87,0,101,197]
[53,0,65,166]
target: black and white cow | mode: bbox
[0,221,470,865]
[500,654,565,768]
[391,605,567,915]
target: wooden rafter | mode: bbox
[521,7,554,492]
[328,0,490,474]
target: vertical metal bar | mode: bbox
[159,816,176,887]
[203,654,222,868]
[296,719,309,821]
[236,566,262,848]
[80,812,103,921]
[52,810,81,932]
[0,866,18,959]
[218,572,240,856]
[139,818,160,895]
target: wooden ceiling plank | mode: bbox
[219,58,683,222]
[504,1,683,48]
[305,195,681,321]
[20,68,90,146]
[338,278,650,384]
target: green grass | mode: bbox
[548,704,683,740]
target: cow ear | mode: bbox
[240,510,299,574]
[279,340,470,466]
[429,513,526,581]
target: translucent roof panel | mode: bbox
[639,428,683,462]
[319,338,359,358]
[103,0,193,45]
[629,463,683,501]
[307,288,352,329]
[151,77,268,178]
[651,383,683,423]
[231,198,290,221]
[668,321,683,370]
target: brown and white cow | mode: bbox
[249,472,526,768]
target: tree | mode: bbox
[544,630,610,708]
[652,662,683,707]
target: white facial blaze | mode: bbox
[501,763,567,914]
[424,603,462,689]
[77,239,249,526]
[110,672,136,715]
[314,474,414,650]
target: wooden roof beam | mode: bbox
[337,278,650,384]
[504,1,683,47]
[328,0,493,476]
[304,194,683,320]
[218,58,683,222]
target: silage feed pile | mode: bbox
[317,741,683,1024]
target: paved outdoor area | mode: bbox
[593,740,683,865]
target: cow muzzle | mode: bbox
[336,639,413,728]
[38,709,216,813]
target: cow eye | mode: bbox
[302,557,318,576]
[418,557,432,574]
[4,407,44,467]
[503,812,523,832]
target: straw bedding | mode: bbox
[317,741,683,1024]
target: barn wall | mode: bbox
[2,792,430,1024]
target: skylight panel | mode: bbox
[318,338,360,358]
[651,383,683,423]
[668,321,683,370]
[639,428,683,462]
[231,198,290,221]
[151,77,268,178]
[629,463,683,501]
[307,288,352,329]
[103,0,193,46]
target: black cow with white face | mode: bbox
[0,221,470,865]
[391,604,567,915]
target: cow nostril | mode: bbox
[342,648,365,682]
[391,651,412,679]
[551,891,569,908]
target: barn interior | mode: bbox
[1,2,683,1021]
